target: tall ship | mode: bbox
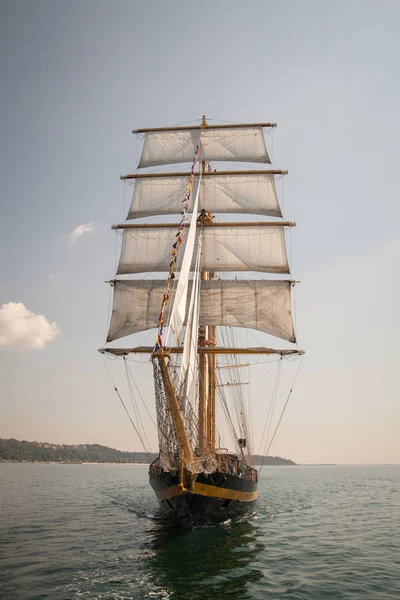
[100,116,304,526]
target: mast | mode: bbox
[198,114,217,454]
[198,270,207,454]
[207,325,216,451]
[198,114,209,455]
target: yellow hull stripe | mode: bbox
[155,481,257,502]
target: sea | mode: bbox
[0,463,399,600]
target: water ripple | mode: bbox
[0,464,399,599]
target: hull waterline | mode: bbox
[150,469,257,526]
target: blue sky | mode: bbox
[1,0,399,463]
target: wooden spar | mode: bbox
[99,347,305,356]
[132,122,277,134]
[120,169,288,180]
[106,278,300,285]
[112,221,296,230]
[156,351,193,462]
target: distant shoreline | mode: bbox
[0,460,299,466]
[1,461,398,467]
[3,440,395,467]
[0,439,296,466]
[0,460,292,466]
[0,460,150,465]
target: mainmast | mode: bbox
[198,114,216,454]
[207,325,216,451]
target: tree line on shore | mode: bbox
[0,438,295,465]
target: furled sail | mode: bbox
[107,279,295,343]
[179,239,202,398]
[138,127,270,168]
[117,225,289,274]
[127,173,281,219]
[168,173,202,344]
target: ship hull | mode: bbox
[149,469,257,527]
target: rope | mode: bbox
[124,359,152,452]
[271,127,274,164]
[105,283,112,342]
[100,355,149,452]
[252,360,280,409]
[258,357,283,457]
[125,361,157,429]
[259,354,305,474]
[263,359,282,452]
[123,180,126,220]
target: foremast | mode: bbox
[154,115,217,468]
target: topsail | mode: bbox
[138,126,270,168]
[127,172,282,219]
[116,223,291,275]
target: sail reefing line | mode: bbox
[153,145,199,351]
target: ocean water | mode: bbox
[0,464,399,600]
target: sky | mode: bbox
[1,0,399,464]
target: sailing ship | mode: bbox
[100,116,303,526]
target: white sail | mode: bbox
[107,279,295,343]
[117,225,289,274]
[138,127,270,168]
[128,173,281,219]
[179,238,202,398]
[168,174,202,344]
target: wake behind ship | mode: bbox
[100,115,303,526]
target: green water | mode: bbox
[0,463,399,599]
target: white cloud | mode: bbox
[0,302,60,351]
[69,221,95,244]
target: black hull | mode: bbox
[149,469,257,527]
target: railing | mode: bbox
[149,453,258,483]
[215,453,258,483]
